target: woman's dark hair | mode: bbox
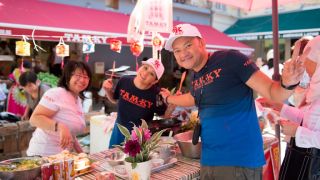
[19,71,38,86]
[58,61,92,100]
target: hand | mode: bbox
[279,119,299,137]
[160,88,171,100]
[21,114,29,121]
[102,79,113,92]
[281,40,311,87]
[58,123,74,149]
[256,97,283,111]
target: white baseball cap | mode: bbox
[266,49,274,61]
[141,58,165,80]
[165,24,202,52]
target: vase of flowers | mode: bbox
[114,120,167,180]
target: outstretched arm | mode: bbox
[102,79,117,104]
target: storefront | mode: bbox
[224,8,320,61]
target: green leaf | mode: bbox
[170,87,176,95]
[117,123,131,140]
[132,162,137,169]
[141,119,148,129]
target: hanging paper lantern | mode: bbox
[15,41,30,56]
[110,38,122,53]
[130,41,144,57]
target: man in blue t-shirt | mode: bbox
[161,24,305,180]
[103,58,174,148]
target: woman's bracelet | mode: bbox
[280,78,300,90]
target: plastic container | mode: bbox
[90,115,115,153]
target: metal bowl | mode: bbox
[174,131,201,159]
[0,157,43,180]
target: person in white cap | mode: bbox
[160,23,305,180]
[103,58,173,147]
[260,49,284,78]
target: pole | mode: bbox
[272,0,281,168]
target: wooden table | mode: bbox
[75,148,200,180]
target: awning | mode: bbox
[0,0,253,54]
[224,8,320,41]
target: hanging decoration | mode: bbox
[152,33,164,49]
[15,35,31,72]
[152,33,164,59]
[130,41,144,57]
[15,36,30,57]
[56,37,69,69]
[130,40,144,71]
[109,38,122,53]
[127,0,145,43]
[32,29,46,53]
[82,36,95,62]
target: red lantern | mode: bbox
[110,38,122,53]
[130,41,144,57]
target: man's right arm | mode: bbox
[162,91,195,107]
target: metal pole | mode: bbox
[272,0,281,168]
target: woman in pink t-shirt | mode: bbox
[27,61,92,156]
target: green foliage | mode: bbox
[37,72,59,87]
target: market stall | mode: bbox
[73,134,278,180]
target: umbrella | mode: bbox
[209,0,301,81]
[209,0,302,168]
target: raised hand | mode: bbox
[103,78,113,92]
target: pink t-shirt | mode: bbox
[27,87,86,156]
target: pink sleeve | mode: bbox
[39,89,59,111]
[280,104,303,124]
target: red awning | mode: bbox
[0,0,253,54]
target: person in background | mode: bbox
[6,60,32,116]
[0,41,13,55]
[19,71,50,120]
[260,49,284,78]
[103,58,175,148]
[259,36,320,180]
[27,61,92,156]
[160,23,304,180]
[255,57,266,69]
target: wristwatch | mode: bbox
[280,79,300,90]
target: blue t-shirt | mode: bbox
[190,50,265,167]
[109,76,166,147]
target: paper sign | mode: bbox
[15,41,30,56]
[95,62,105,74]
[56,44,69,57]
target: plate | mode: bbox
[96,157,177,179]
[108,66,130,72]
[151,158,177,173]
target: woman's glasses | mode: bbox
[72,74,89,81]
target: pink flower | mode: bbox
[124,140,141,157]
[131,127,151,141]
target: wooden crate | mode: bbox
[17,121,36,152]
[0,123,20,160]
